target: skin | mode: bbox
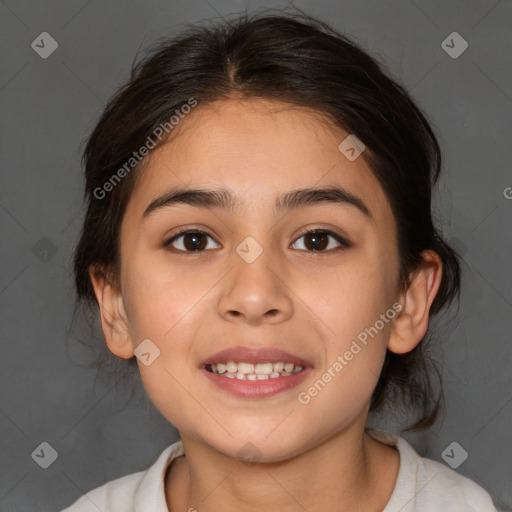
[90,98,442,512]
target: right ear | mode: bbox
[88,265,134,359]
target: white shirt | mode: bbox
[61,429,498,511]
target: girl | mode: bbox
[63,12,497,512]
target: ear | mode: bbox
[88,265,134,359]
[388,250,443,354]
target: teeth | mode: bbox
[273,362,284,372]
[237,362,255,374]
[284,363,294,373]
[207,361,305,379]
[226,361,237,373]
[255,362,273,375]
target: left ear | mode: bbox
[388,250,443,354]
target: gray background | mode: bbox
[0,0,511,510]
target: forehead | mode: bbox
[126,98,391,220]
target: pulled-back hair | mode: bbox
[73,12,461,430]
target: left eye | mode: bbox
[291,230,348,252]
[165,230,221,252]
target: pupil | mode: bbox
[185,233,206,251]
[307,233,327,251]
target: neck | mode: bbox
[166,421,399,512]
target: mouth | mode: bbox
[200,346,312,398]
[205,361,304,380]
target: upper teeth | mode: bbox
[208,361,303,379]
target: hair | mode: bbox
[72,11,461,430]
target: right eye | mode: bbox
[163,229,221,253]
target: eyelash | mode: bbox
[163,227,350,254]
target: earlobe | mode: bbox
[388,250,443,355]
[88,265,134,359]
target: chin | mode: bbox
[209,427,308,464]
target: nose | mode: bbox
[217,243,294,326]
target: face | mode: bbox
[115,98,401,461]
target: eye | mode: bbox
[164,229,221,252]
[291,229,349,252]
[164,228,349,254]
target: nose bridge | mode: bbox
[217,233,293,324]
[233,233,280,298]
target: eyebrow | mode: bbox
[142,185,371,219]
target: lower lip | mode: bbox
[200,367,312,398]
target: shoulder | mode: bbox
[367,429,498,512]
[60,470,144,512]
[60,440,184,512]
[409,452,498,511]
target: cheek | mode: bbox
[304,252,396,341]
[297,248,397,395]
[121,253,218,342]
[121,259,216,430]
[294,276,393,431]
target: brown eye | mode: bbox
[165,230,220,252]
[164,228,348,254]
[291,229,349,252]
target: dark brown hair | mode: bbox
[73,12,461,430]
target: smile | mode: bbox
[206,361,304,380]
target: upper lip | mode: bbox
[201,346,312,367]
